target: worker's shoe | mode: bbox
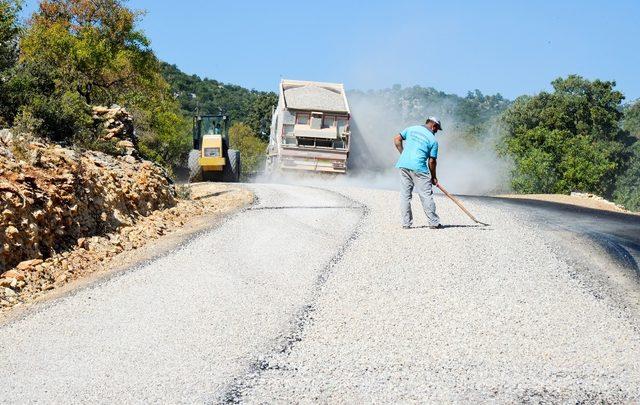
[429,224,443,229]
[402,225,411,229]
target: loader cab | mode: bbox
[193,114,229,150]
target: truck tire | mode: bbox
[224,149,241,182]
[188,149,202,182]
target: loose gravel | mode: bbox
[241,186,640,403]
[284,85,347,112]
[1,184,639,403]
[0,184,361,403]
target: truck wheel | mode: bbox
[188,149,202,182]
[224,149,241,182]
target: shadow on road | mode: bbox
[413,224,485,229]
[193,190,231,200]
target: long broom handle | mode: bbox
[436,183,488,226]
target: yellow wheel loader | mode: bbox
[188,114,241,182]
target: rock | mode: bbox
[5,226,19,238]
[15,260,42,271]
[2,269,26,280]
[93,106,110,114]
[4,287,16,297]
[117,140,134,149]
[93,105,137,148]
[0,132,178,308]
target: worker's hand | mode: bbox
[431,177,438,186]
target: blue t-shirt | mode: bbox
[395,125,439,173]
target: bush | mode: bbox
[613,143,640,211]
[623,101,640,138]
[228,122,267,179]
[0,0,21,72]
[0,0,191,173]
[135,99,191,169]
[21,91,93,143]
[175,184,192,200]
[501,75,626,196]
[0,0,23,124]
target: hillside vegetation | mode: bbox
[161,62,276,140]
[160,62,274,177]
[0,0,271,176]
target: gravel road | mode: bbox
[1,183,640,403]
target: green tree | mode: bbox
[623,100,640,139]
[21,0,158,106]
[245,92,278,140]
[612,142,640,211]
[228,122,266,179]
[501,75,627,196]
[161,62,277,138]
[612,100,640,210]
[136,98,191,168]
[4,0,191,167]
[0,0,20,71]
[0,0,22,124]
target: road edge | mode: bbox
[0,188,256,328]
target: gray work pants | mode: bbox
[399,168,440,227]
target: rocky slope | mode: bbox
[0,106,184,308]
[0,133,176,272]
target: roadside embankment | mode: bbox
[0,129,252,313]
[498,192,635,214]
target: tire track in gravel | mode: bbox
[215,188,370,404]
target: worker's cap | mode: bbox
[427,116,443,130]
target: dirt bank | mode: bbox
[1,139,175,265]
[498,193,636,214]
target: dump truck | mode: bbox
[265,79,351,174]
[188,114,241,182]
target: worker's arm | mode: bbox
[428,157,438,185]
[394,133,403,153]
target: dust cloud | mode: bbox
[346,91,512,195]
[256,89,512,195]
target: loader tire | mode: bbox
[224,149,241,182]
[188,149,203,183]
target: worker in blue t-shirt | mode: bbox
[393,116,443,229]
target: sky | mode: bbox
[21,0,640,101]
